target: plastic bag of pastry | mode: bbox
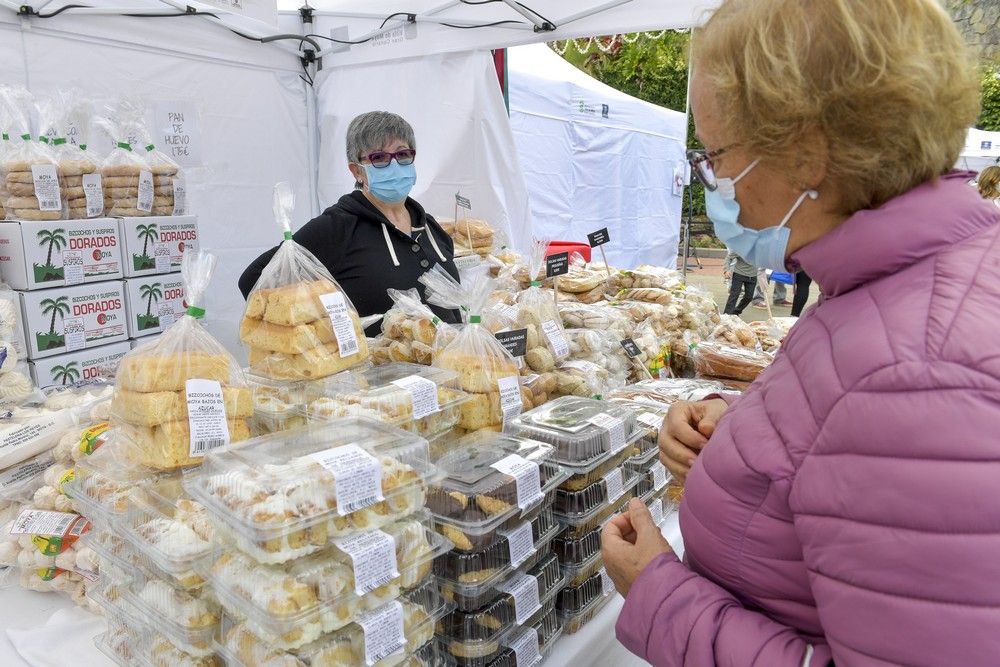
[421,267,526,432]
[549,360,614,400]
[111,250,252,471]
[36,91,101,219]
[373,288,455,367]
[690,337,773,383]
[673,284,722,337]
[241,183,369,380]
[557,254,608,304]
[1,87,67,221]
[0,506,98,579]
[515,240,570,364]
[709,314,759,350]
[119,104,185,217]
[445,218,494,258]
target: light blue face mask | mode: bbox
[363,159,416,204]
[705,158,817,272]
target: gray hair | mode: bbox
[345,111,416,164]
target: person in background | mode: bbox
[752,266,788,307]
[602,0,1000,665]
[978,164,1000,207]
[790,270,813,317]
[722,250,758,315]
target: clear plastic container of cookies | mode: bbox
[183,418,441,564]
[508,397,640,471]
[559,446,642,492]
[482,601,563,667]
[552,524,602,570]
[124,566,220,657]
[558,487,637,539]
[83,527,141,575]
[199,514,450,650]
[66,436,163,529]
[145,631,222,667]
[559,588,614,635]
[246,372,319,435]
[552,464,640,522]
[633,459,671,503]
[96,610,148,667]
[606,399,667,457]
[556,566,612,618]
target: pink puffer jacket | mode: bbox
[616,171,1000,666]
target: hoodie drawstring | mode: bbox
[425,225,448,263]
[381,224,400,267]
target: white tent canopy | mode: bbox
[508,43,687,268]
[958,127,1000,173]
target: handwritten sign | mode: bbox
[154,101,201,167]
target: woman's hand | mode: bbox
[601,498,672,597]
[659,398,729,481]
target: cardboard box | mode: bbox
[20,281,128,360]
[0,218,123,290]
[29,340,131,389]
[130,335,160,350]
[118,215,199,277]
[123,273,186,338]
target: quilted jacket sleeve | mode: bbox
[617,553,832,667]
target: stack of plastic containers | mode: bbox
[427,433,570,665]
[181,417,455,666]
[244,372,315,434]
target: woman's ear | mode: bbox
[794,127,829,190]
[349,162,366,190]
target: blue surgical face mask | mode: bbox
[363,159,416,204]
[705,158,817,271]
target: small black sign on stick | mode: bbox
[588,228,610,247]
[495,329,528,358]
[545,252,570,279]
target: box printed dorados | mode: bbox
[19,282,128,360]
[118,215,199,277]
[29,340,131,389]
[123,273,186,338]
[0,218,123,290]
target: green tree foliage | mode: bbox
[980,67,1000,131]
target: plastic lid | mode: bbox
[632,378,726,402]
[551,464,641,520]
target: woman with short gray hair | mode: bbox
[240,111,460,335]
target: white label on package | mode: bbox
[11,509,82,537]
[172,178,187,215]
[308,443,383,515]
[588,412,626,453]
[355,600,405,666]
[154,242,172,273]
[651,461,668,491]
[498,304,519,322]
[63,317,86,352]
[560,360,603,374]
[506,626,542,667]
[30,164,61,211]
[61,251,84,286]
[602,467,625,503]
[389,374,440,420]
[498,375,523,426]
[157,301,176,331]
[334,529,399,596]
[453,254,481,271]
[137,170,154,212]
[540,320,569,359]
[490,453,543,511]
[0,452,53,492]
[649,498,664,526]
[82,173,103,217]
[319,292,360,358]
[497,571,541,625]
[185,379,231,457]
[500,520,535,569]
[599,566,615,597]
[638,412,663,430]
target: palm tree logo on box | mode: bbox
[51,362,80,386]
[134,224,159,271]
[35,229,67,283]
[37,296,69,351]
[138,282,163,331]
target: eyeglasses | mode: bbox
[687,143,737,191]
[362,149,416,168]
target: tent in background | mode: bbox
[958,127,1000,173]
[508,43,688,268]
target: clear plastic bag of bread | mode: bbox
[111,249,252,471]
[448,217,495,258]
[421,266,527,432]
[126,103,184,217]
[240,182,369,380]
[37,91,101,220]
[557,252,608,304]
[1,87,67,222]
[95,100,156,218]
[373,288,455,366]
[688,330,773,383]
[516,238,571,364]
[709,314,760,351]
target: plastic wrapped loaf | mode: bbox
[36,92,101,220]
[95,99,173,217]
[1,88,67,221]
[516,239,571,366]
[371,288,454,367]
[441,217,495,258]
[131,106,184,217]
[240,183,369,380]
[691,340,773,383]
[554,254,608,304]
[710,315,760,350]
[112,250,252,470]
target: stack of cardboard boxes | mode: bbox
[0,215,199,388]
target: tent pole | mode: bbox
[681,29,694,281]
[498,0,546,29]
[299,7,322,220]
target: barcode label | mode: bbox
[307,443,383,515]
[496,571,541,625]
[602,467,625,503]
[490,453,543,511]
[588,412,626,453]
[319,291,361,358]
[389,374,440,420]
[651,461,668,491]
[649,498,664,525]
[498,375,523,427]
[11,510,80,537]
[185,379,231,457]
[541,320,569,359]
[499,520,535,569]
[172,178,187,216]
[506,626,542,667]
[334,529,399,596]
[137,170,154,212]
[355,600,405,665]
[599,566,615,597]
[31,164,61,211]
[82,173,103,218]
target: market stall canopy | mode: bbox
[958,127,1000,172]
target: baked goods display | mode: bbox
[515,241,571,365]
[556,569,615,635]
[36,92,103,219]
[481,601,563,667]
[1,88,68,221]
[246,373,314,434]
[371,288,455,367]
[557,302,634,339]
[125,570,220,656]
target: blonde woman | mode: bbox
[978,164,1000,207]
[602,1,1000,665]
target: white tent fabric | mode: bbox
[314,50,532,249]
[508,43,687,268]
[958,127,1000,173]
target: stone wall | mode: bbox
[949,0,1000,62]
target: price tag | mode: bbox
[154,242,172,273]
[30,164,61,211]
[649,498,664,526]
[560,360,601,373]
[494,328,528,359]
[355,600,406,666]
[497,375,523,426]
[319,292,361,358]
[620,338,642,358]
[82,173,103,218]
[540,320,569,359]
[455,193,472,210]
[588,412,626,453]
[308,443,384,515]
[545,252,569,278]
[185,379,231,457]
[172,178,187,216]
[599,566,615,597]
[587,228,610,247]
[651,461,668,491]
[334,529,399,596]
[63,317,86,352]
[390,374,440,420]
[497,571,541,625]
[496,303,519,322]
[11,510,86,537]
[638,412,663,430]
[602,467,624,503]
[490,453,543,511]
[507,626,542,667]
[454,254,481,271]
[522,374,540,386]
[61,251,84,286]
[137,170,154,213]
[499,520,535,569]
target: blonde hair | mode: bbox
[694,0,981,213]
[978,166,1000,200]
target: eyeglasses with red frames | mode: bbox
[686,143,738,191]
[362,149,417,168]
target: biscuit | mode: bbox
[239,316,336,355]
[114,386,252,426]
[5,183,36,197]
[102,164,143,177]
[13,209,62,220]
[116,352,232,392]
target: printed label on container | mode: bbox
[61,251,84,286]
[11,510,90,556]
[158,301,176,331]
[497,571,541,625]
[308,443,384,515]
[638,412,663,430]
[560,359,601,373]
[500,520,535,569]
[389,374,440,420]
[154,242,172,273]
[0,453,54,492]
[540,320,569,359]
[599,566,615,597]
[649,498,664,526]
[78,423,110,456]
[453,254,481,271]
[172,178,187,216]
[319,292,360,358]
[137,170,154,213]
[497,304,519,322]
[587,412,626,453]
[356,600,406,666]
[63,317,86,352]
[507,626,542,667]
[602,467,625,503]
[334,529,399,596]
[82,173,103,217]
[498,375,523,426]
[30,164,61,211]
[490,453,543,511]
[651,461,668,491]
[185,379,231,457]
